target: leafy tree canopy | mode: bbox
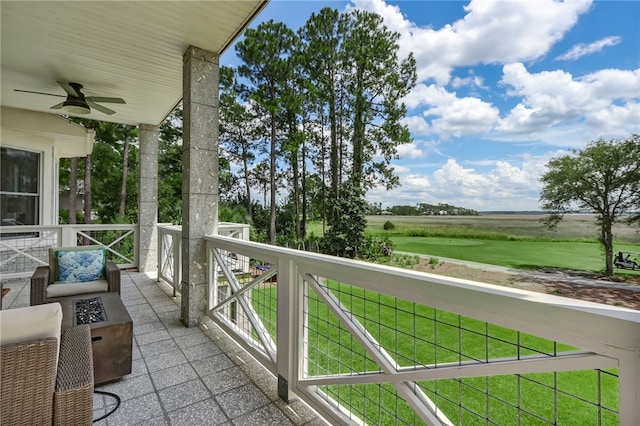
[540,135,640,275]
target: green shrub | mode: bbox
[359,236,394,261]
[383,220,395,231]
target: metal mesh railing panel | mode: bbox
[301,278,619,425]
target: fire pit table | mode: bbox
[59,292,132,385]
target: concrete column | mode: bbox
[138,124,159,273]
[181,45,219,327]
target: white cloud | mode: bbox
[402,115,430,135]
[451,74,486,90]
[351,0,592,84]
[393,165,411,174]
[403,83,436,110]
[370,154,561,211]
[367,173,432,206]
[417,85,499,137]
[397,142,424,159]
[403,84,500,137]
[498,63,640,139]
[556,36,622,61]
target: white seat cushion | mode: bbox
[46,280,109,298]
[0,302,63,364]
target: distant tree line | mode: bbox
[366,203,478,216]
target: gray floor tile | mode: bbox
[182,341,223,362]
[167,323,202,338]
[174,331,211,348]
[152,301,180,314]
[130,308,161,325]
[103,393,164,426]
[139,337,179,358]
[128,356,149,378]
[232,403,295,426]
[201,366,251,396]
[275,399,327,426]
[98,374,155,401]
[145,348,189,373]
[151,363,199,391]
[135,320,168,336]
[191,353,236,377]
[136,329,172,346]
[168,398,228,426]
[216,383,270,419]
[158,379,211,413]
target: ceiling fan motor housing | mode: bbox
[62,83,90,114]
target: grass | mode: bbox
[390,236,609,270]
[252,281,619,425]
[257,215,633,422]
[307,216,640,273]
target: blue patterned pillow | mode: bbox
[56,248,106,283]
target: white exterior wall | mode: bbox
[1,107,94,226]
[1,128,56,225]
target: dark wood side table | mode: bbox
[59,292,133,385]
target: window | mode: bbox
[1,147,40,227]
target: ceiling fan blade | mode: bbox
[14,89,65,98]
[58,81,80,97]
[87,99,116,115]
[87,96,126,104]
[50,102,64,110]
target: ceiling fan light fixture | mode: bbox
[62,99,90,114]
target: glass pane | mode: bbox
[1,194,38,226]
[1,147,39,193]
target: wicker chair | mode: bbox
[0,303,94,426]
[31,246,120,306]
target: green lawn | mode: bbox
[253,282,619,425]
[390,236,640,273]
[306,218,640,273]
[393,237,590,270]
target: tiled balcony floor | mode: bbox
[2,272,327,426]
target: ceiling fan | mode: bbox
[14,81,126,115]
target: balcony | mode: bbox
[2,224,639,425]
[2,273,324,425]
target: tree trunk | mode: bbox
[301,135,307,239]
[269,109,277,244]
[69,158,77,224]
[292,144,301,240]
[119,132,131,217]
[352,65,365,185]
[329,87,338,225]
[601,214,614,276]
[118,132,129,216]
[242,146,252,218]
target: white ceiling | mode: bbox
[1,1,268,126]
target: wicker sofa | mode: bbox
[0,303,94,425]
[31,246,120,306]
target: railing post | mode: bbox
[276,256,300,403]
[61,226,77,247]
[618,349,640,424]
[173,234,181,297]
[157,227,163,282]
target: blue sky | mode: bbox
[221,0,640,211]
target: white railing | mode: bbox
[157,223,250,295]
[157,224,182,296]
[206,234,640,426]
[0,224,138,278]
